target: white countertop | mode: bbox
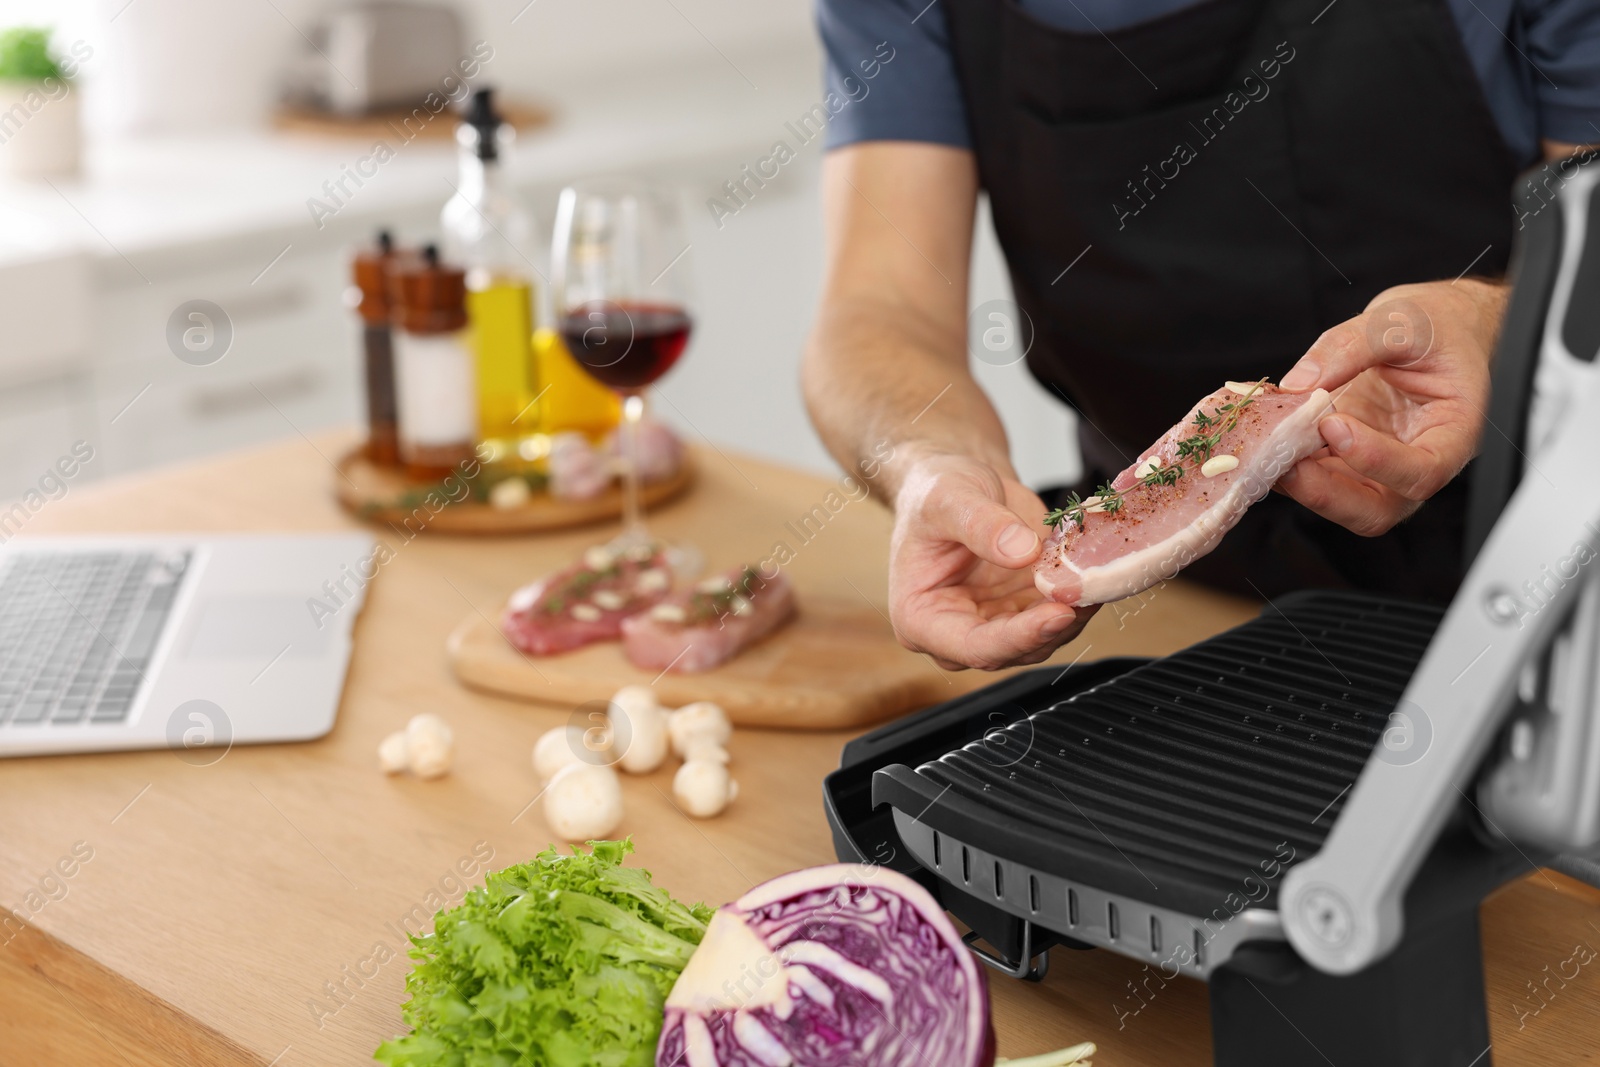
[0,42,824,278]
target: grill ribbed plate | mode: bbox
[879,591,1443,916]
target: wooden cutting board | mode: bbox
[334,447,694,535]
[446,594,955,729]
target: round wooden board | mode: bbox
[272,99,553,142]
[334,448,695,535]
[446,596,954,730]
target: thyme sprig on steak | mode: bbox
[1045,378,1266,532]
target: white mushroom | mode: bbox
[673,760,739,818]
[533,725,590,782]
[404,714,455,779]
[378,731,410,774]
[610,686,669,774]
[668,701,733,758]
[612,685,659,720]
[543,763,624,840]
[1201,455,1240,478]
[489,478,531,510]
[682,739,730,765]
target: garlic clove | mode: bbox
[1224,381,1257,395]
[583,546,617,571]
[489,478,531,510]
[570,603,602,622]
[1134,457,1160,480]
[591,590,626,611]
[634,568,671,595]
[1201,455,1240,477]
[650,603,687,623]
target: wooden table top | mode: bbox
[2,434,1597,1067]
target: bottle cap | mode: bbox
[389,244,467,334]
[351,229,398,323]
[460,87,504,163]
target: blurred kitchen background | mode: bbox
[0,0,1074,502]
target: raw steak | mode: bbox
[500,543,674,655]
[621,565,798,673]
[1035,381,1334,606]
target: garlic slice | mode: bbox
[1201,455,1240,477]
[1224,381,1257,396]
[635,568,671,594]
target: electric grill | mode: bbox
[825,151,1600,1066]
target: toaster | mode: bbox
[282,2,465,116]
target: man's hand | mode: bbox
[1276,279,1508,536]
[888,454,1093,670]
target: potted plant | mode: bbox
[0,27,88,178]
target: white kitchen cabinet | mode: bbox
[87,242,360,477]
[0,373,97,506]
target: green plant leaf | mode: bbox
[0,28,63,82]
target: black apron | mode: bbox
[944,0,1526,604]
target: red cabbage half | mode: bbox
[656,863,995,1067]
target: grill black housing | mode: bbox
[872,590,1444,916]
[826,590,1538,1067]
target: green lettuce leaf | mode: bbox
[375,839,711,1067]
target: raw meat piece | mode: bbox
[622,565,797,673]
[1035,381,1334,606]
[500,543,674,654]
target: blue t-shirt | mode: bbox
[818,0,1600,165]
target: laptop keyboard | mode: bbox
[0,550,191,726]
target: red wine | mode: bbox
[559,302,691,390]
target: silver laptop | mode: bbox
[0,533,374,758]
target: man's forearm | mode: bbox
[803,295,1014,502]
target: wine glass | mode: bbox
[551,178,694,558]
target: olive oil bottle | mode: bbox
[466,271,536,451]
[441,88,540,466]
[532,326,620,440]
